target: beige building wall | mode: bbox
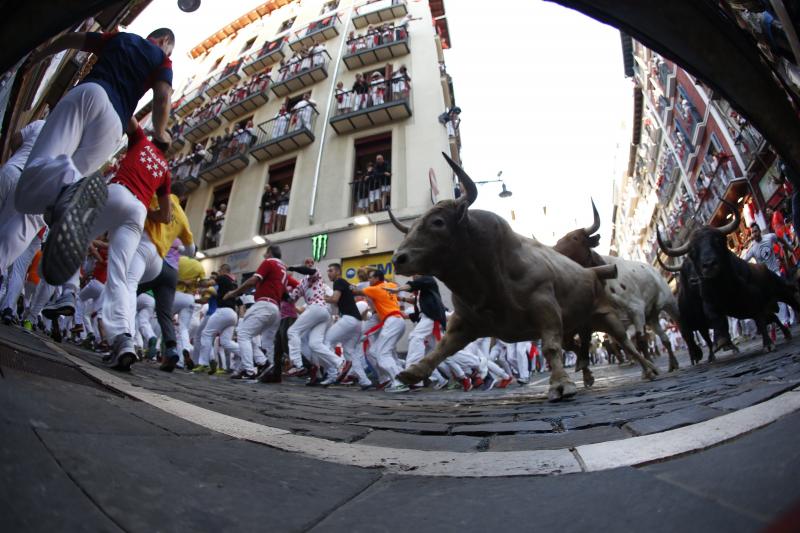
[172,0,455,272]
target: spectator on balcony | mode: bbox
[375,154,391,210]
[190,143,210,178]
[380,23,394,44]
[352,170,368,215]
[366,162,381,212]
[260,186,276,235]
[202,208,220,249]
[291,92,317,132]
[352,73,369,111]
[272,105,290,138]
[335,81,351,114]
[299,48,312,72]
[369,71,385,106]
[445,107,461,138]
[310,42,327,68]
[275,184,290,232]
[391,65,410,99]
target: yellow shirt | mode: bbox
[177,256,205,294]
[144,194,194,258]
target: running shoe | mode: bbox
[146,337,158,360]
[41,173,108,285]
[230,369,257,380]
[42,292,76,320]
[461,377,473,392]
[191,365,209,374]
[385,382,410,393]
[497,377,514,389]
[22,319,33,331]
[102,333,136,372]
[1,307,15,325]
[159,347,180,372]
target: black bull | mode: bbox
[389,153,658,401]
[657,201,800,352]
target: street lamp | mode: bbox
[473,172,513,199]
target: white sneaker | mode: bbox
[385,381,410,393]
[42,292,76,320]
[319,373,339,387]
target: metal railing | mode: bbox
[175,81,208,111]
[210,59,243,86]
[198,130,256,173]
[349,177,391,216]
[245,38,285,66]
[252,106,320,145]
[222,73,271,110]
[344,22,409,56]
[290,14,339,42]
[274,50,330,84]
[354,0,406,16]
[183,98,224,131]
[332,76,410,117]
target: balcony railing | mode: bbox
[170,156,203,190]
[242,38,287,76]
[197,133,253,183]
[249,107,318,162]
[342,24,410,70]
[329,77,411,134]
[349,176,392,216]
[182,101,224,144]
[174,82,208,119]
[288,14,340,52]
[206,59,244,98]
[220,74,271,122]
[352,0,408,29]
[271,50,330,97]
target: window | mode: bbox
[278,17,296,33]
[320,0,339,14]
[208,56,223,74]
[259,158,295,234]
[240,37,257,55]
[351,133,391,215]
[204,183,231,249]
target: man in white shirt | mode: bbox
[744,223,794,325]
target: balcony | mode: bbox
[183,111,223,144]
[288,15,340,52]
[174,83,207,119]
[206,60,244,99]
[221,79,270,122]
[197,137,252,183]
[352,0,408,29]
[165,136,186,158]
[329,78,411,134]
[271,50,330,97]
[249,107,318,162]
[242,38,287,76]
[342,26,410,70]
[170,159,202,191]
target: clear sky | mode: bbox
[128,0,632,253]
[442,1,632,252]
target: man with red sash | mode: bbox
[352,270,408,393]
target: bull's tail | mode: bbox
[590,264,617,281]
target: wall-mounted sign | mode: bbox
[342,252,395,284]
[311,233,328,262]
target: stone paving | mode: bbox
[3,325,799,454]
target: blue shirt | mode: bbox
[81,32,173,129]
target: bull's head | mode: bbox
[553,200,602,267]
[390,152,477,276]
[657,255,702,288]
[657,199,739,279]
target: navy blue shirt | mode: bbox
[81,32,173,129]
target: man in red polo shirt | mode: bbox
[223,244,288,379]
[57,118,173,371]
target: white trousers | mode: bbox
[15,82,123,214]
[25,280,56,321]
[367,315,405,381]
[79,184,146,340]
[173,292,196,355]
[136,293,157,342]
[126,236,163,336]
[79,279,105,338]
[1,234,40,311]
[325,314,368,384]
[237,300,279,373]
[200,307,239,365]
[512,342,531,381]
[406,314,440,368]
[288,304,341,375]
[0,163,44,271]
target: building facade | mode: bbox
[151,0,456,283]
[610,36,780,268]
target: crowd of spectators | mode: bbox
[351,154,391,214]
[203,203,226,249]
[334,65,410,116]
[269,92,317,139]
[345,17,412,56]
[260,184,292,235]
[168,120,256,184]
[275,43,328,83]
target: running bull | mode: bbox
[554,205,681,386]
[389,153,658,401]
[657,200,799,352]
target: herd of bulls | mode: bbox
[388,154,800,401]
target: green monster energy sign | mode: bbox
[311,233,328,262]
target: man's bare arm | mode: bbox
[29,33,88,64]
[151,80,172,143]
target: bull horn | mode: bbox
[387,208,410,234]
[657,227,691,257]
[656,254,683,273]
[584,198,600,235]
[442,152,477,206]
[716,198,740,235]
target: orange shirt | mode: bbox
[362,281,400,321]
[27,251,42,285]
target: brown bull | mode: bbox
[390,153,657,401]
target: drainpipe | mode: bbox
[308,2,356,224]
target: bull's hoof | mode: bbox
[707,353,716,363]
[762,343,776,353]
[642,362,658,381]
[582,369,595,388]
[547,379,577,402]
[668,361,679,372]
[397,365,430,385]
